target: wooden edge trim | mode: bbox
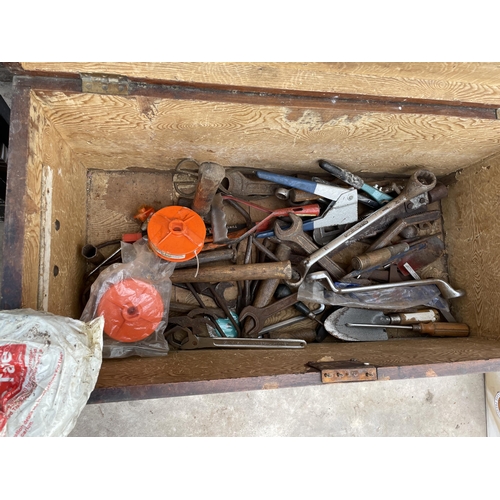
[14,75,498,121]
[377,358,500,380]
[88,371,321,404]
[89,357,500,404]
[0,83,31,309]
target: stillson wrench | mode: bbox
[286,169,437,288]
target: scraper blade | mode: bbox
[324,307,388,341]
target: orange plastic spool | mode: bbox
[96,278,164,343]
[147,206,206,262]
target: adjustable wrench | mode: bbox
[286,170,438,288]
[274,213,345,280]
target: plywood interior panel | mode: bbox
[442,151,500,340]
[33,91,500,176]
[42,123,87,318]
[86,169,176,245]
[21,93,88,317]
[20,62,500,106]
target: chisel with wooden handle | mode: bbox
[345,322,470,337]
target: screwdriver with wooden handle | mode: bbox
[345,322,469,337]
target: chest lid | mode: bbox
[6,62,500,106]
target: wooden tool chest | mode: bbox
[3,62,500,403]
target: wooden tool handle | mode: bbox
[191,162,226,218]
[419,322,470,337]
[171,261,293,283]
[352,242,410,270]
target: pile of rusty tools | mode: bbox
[83,158,469,351]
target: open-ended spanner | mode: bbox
[239,292,301,337]
[274,214,345,280]
[286,170,438,288]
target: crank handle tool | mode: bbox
[307,270,465,300]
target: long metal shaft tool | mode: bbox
[346,322,469,337]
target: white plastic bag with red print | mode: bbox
[0,309,103,437]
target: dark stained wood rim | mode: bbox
[88,371,322,404]
[12,74,499,121]
[0,83,31,309]
[87,357,500,404]
[377,358,500,380]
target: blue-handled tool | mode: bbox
[256,170,356,203]
[254,170,358,238]
[318,160,393,206]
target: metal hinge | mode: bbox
[81,73,130,95]
[308,360,377,383]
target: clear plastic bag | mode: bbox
[298,279,445,313]
[0,309,103,437]
[81,238,175,358]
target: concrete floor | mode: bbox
[70,374,486,437]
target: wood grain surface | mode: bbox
[442,152,500,340]
[38,108,87,317]
[94,337,500,391]
[86,169,175,245]
[33,91,500,176]
[21,92,46,309]
[20,62,500,106]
